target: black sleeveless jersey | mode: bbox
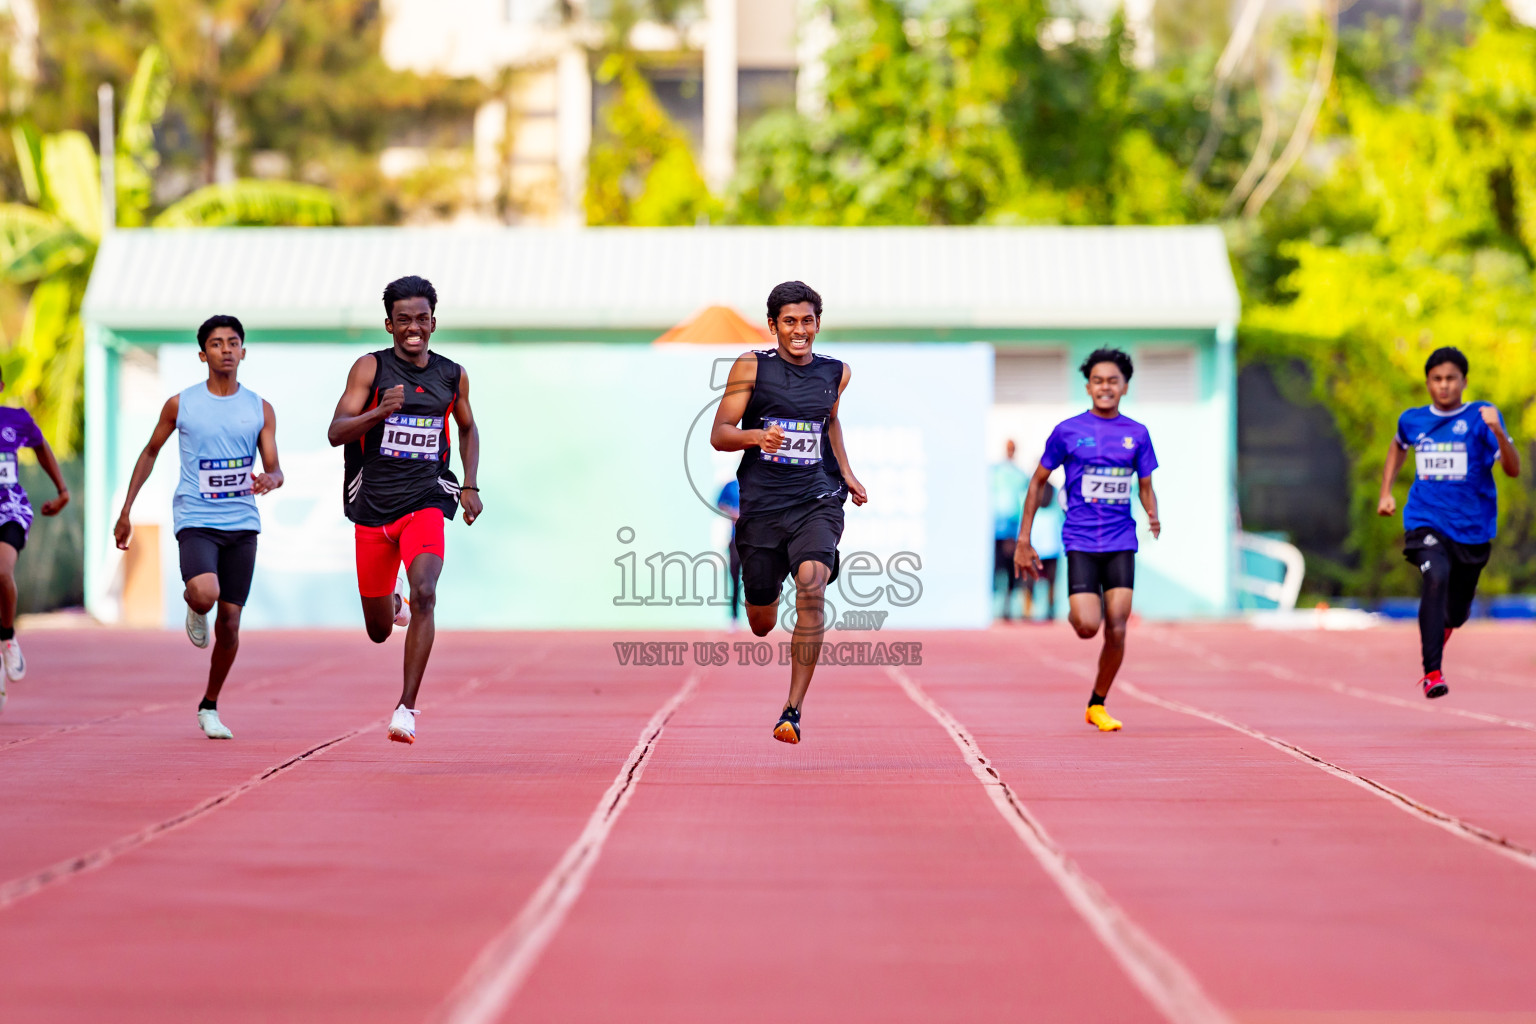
[343,348,462,526]
[735,350,846,516]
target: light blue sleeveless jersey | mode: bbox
[172,382,265,534]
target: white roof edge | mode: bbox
[83,225,1241,331]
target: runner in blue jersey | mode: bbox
[1014,348,1160,731]
[114,316,284,739]
[1377,347,1520,699]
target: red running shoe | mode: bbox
[1421,670,1449,699]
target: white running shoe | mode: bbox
[2,638,25,681]
[186,605,210,649]
[387,704,418,744]
[393,575,411,628]
[198,708,233,740]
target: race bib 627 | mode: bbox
[381,414,444,460]
[198,456,254,499]
[761,417,823,466]
[1415,443,1467,480]
[1081,466,1134,504]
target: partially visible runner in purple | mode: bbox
[0,375,71,708]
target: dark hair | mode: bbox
[197,314,245,350]
[767,280,822,321]
[1080,347,1133,382]
[1425,346,1468,377]
[383,275,438,317]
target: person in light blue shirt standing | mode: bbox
[1378,346,1520,699]
[113,316,284,740]
[991,440,1029,620]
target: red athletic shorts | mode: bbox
[354,508,445,598]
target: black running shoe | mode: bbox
[773,705,801,744]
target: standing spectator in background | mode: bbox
[992,440,1029,621]
[1024,480,1062,621]
[717,478,742,627]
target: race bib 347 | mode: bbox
[381,414,444,460]
[199,456,254,499]
[761,417,823,466]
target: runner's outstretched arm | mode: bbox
[113,396,179,550]
[1481,405,1521,478]
[252,400,285,495]
[1013,464,1053,582]
[1377,439,1408,516]
[710,353,783,454]
[453,368,482,525]
[29,430,69,517]
[1138,475,1161,539]
[327,355,402,447]
[825,363,866,506]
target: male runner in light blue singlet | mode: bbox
[114,315,283,740]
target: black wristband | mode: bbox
[460,486,480,492]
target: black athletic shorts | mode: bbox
[1402,526,1491,572]
[735,495,844,607]
[0,520,26,553]
[1067,549,1135,596]
[177,528,259,607]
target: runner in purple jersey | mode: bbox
[0,369,71,706]
[1014,349,1160,732]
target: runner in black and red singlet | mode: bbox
[327,276,483,744]
[711,280,868,744]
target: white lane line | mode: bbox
[1150,631,1536,734]
[886,666,1232,1024]
[1119,681,1536,872]
[435,671,701,1024]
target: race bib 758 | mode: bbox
[761,417,823,466]
[1081,466,1134,504]
[199,456,254,499]
[381,414,444,460]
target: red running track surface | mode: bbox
[1,623,1535,1023]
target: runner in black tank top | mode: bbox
[711,281,868,745]
[328,276,484,746]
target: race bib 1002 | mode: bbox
[1081,466,1135,504]
[380,414,444,460]
[198,456,254,499]
[0,451,16,487]
[1415,443,1467,480]
[761,417,823,466]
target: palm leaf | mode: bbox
[0,205,89,282]
[117,46,172,227]
[151,180,339,227]
[11,125,43,205]
[11,275,85,455]
[40,131,102,241]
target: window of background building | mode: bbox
[993,348,1069,404]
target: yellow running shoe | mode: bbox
[1086,705,1122,731]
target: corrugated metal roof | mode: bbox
[83,225,1240,331]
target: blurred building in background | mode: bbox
[380,0,804,225]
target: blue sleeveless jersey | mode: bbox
[172,383,265,534]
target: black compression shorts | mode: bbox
[177,528,259,607]
[0,521,26,553]
[735,496,844,607]
[1067,549,1135,596]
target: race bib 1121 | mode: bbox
[380,414,444,460]
[761,417,823,466]
[1081,466,1135,504]
[1415,443,1467,480]
[198,456,254,499]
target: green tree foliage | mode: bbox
[586,55,716,226]
[0,47,341,456]
[1242,4,1536,597]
